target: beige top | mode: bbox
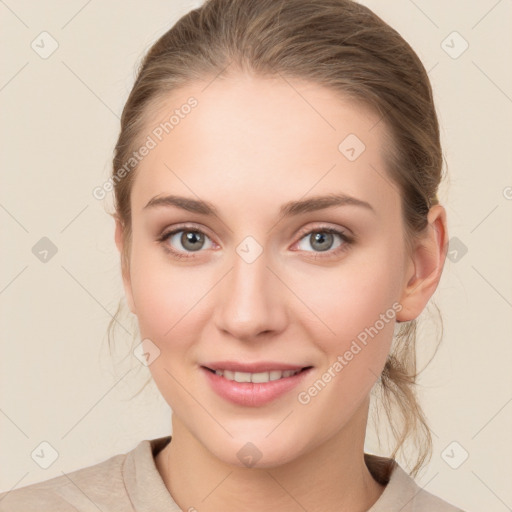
[0,436,464,511]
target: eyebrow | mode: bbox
[143,193,376,217]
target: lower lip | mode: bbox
[201,367,312,407]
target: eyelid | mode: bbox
[294,223,353,241]
[159,222,216,241]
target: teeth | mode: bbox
[234,371,252,383]
[213,368,302,383]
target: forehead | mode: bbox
[130,73,399,217]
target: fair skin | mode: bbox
[115,73,448,511]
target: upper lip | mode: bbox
[202,361,311,373]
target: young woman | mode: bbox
[0,0,466,510]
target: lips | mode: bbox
[201,361,313,407]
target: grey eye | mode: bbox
[297,231,343,252]
[168,230,213,252]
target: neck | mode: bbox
[155,401,385,512]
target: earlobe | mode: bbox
[396,205,449,322]
[114,217,137,315]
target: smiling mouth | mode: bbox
[202,366,312,384]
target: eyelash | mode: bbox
[157,223,354,261]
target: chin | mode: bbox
[199,429,308,469]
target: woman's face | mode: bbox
[118,74,417,467]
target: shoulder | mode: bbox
[365,454,466,512]
[0,439,153,512]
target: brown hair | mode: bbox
[108,0,446,477]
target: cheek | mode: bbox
[128,241,218,361]
[293,268,399,434]
[289,243,402,403]
[291,247,403,346]
[128,242,191,341]
[128,249,211,405]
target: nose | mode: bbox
[213,247,288,342]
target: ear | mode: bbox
[114,216,137,315]
[396,204,449,322]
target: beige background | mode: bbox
[1,1,511,510]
